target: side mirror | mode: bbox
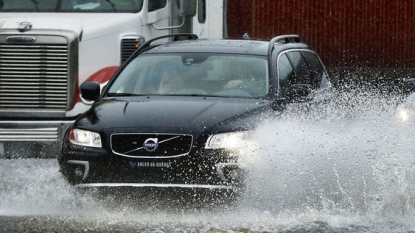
[80,82,101,101]
[284,84,313,103]
[404,78,415,95]
[179,0,197,17]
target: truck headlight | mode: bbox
[69,128,102,148]
[205,131,252,149]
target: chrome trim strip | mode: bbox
[67,160,90,180]
[112,152,190,159]
[74,183,234,190]
[0,120,75,124]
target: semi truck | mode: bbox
[0,0,226,158]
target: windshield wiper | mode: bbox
[104,0,116,12]
[56,0,62,11]
[30,0,40,12]
[106,93,143,97]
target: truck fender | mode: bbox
[85,66,119,85]
[80,66,119,103]
[69,66,119,115]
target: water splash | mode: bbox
[238,88,415,228]
[0,159,100,216]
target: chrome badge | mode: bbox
[17,22,32,32]
[143,138,158,152]
[6,36,36,43]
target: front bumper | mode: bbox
[59,142,247,190]
[0,120,74,158]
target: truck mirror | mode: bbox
[404,78,415,92]
[80,82,101,101]
[179,0,197,17]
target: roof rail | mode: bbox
[136,33,198,53]
[271,35,302,44]
[268,34,303,59]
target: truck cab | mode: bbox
[0,0,226,158]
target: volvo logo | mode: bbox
[6,36,36,43]
[143,138,158,152]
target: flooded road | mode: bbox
[1,90,415,232]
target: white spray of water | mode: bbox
[236,89,415,229]
[0,159,101,216]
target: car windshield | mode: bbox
[106,53,269,98]
[0,0,143,13]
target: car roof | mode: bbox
[143,39,271,56]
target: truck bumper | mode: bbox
[0,120,74,158]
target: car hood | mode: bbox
[76,97,273,133]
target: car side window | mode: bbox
[285,51,314,86]
[148,0,166,12]
[301,51,327,89]
[277,53,294,97]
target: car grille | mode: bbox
[0,41,68,109]
[111,133,193,158]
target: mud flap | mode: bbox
[0,143,4,158]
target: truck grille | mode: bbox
[121,37,143,63]
[111,133,193,158]
[0,43,68,109]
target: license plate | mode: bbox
[129,161,171,168]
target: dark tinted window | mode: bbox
[277,53,294,95]
[286,51,313,86]
[148,0,166,12]
[301,51,325,88]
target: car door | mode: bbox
[192,0,224,38]
[145,0,171,39]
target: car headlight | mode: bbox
[69,128,102,148]
[398,108,410,122]
[205,131,252,149]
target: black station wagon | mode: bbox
[58,34,333,196]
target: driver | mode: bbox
[224,70,256,94]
